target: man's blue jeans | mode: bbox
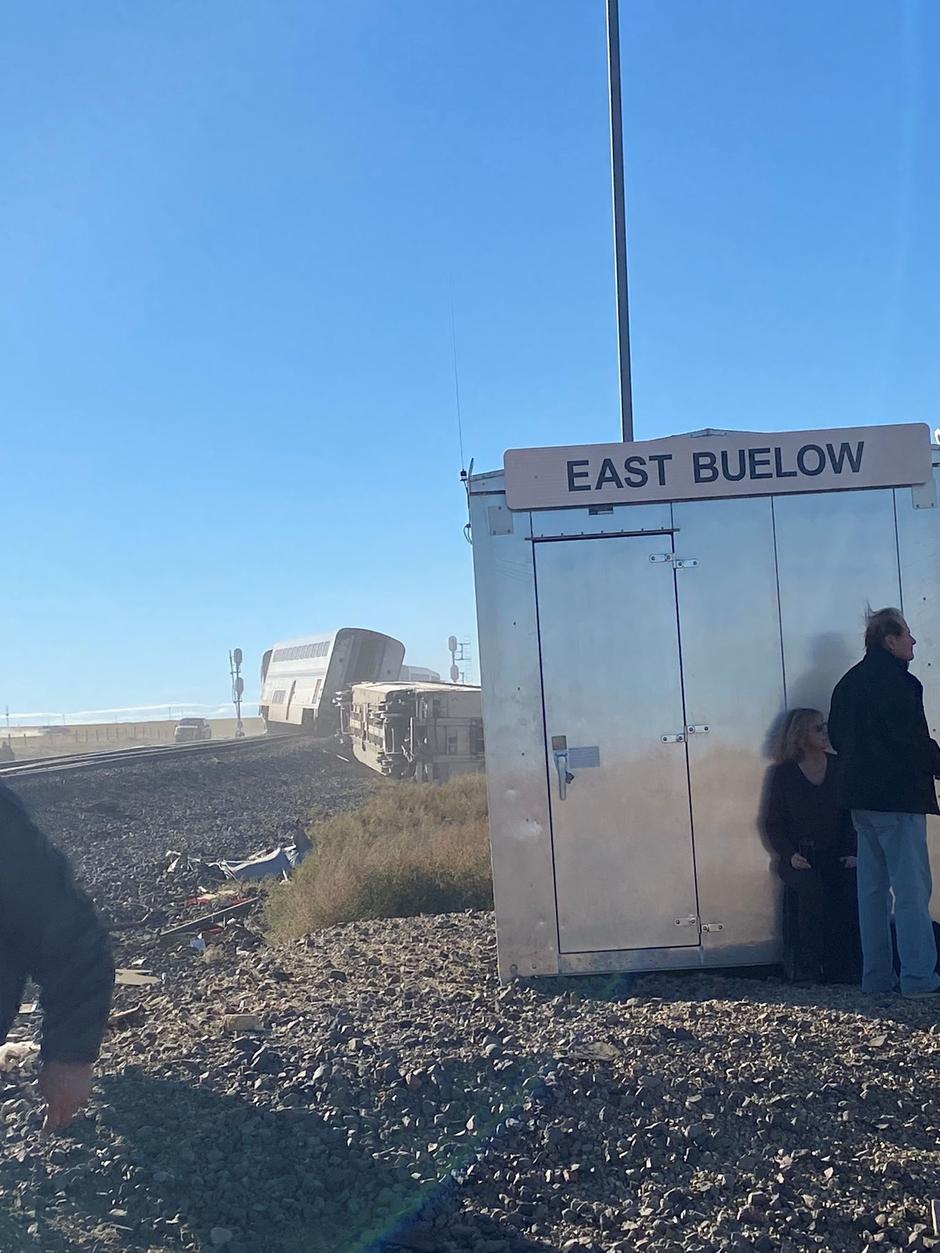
[851,810,940,996]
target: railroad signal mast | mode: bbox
[447,635,472,684]
[229,648,245,738]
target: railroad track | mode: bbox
[0,732,305,778]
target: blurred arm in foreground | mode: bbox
[0,782,114,1130]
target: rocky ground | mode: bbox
[8,737,374,929]
[1,743,939,1253]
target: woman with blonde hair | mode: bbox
[764,708,860,983]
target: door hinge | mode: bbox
[687,724,710,735]
[702,921,724,933]
[674,915,699,928]
[912,478,937,510]
[661,733,685,744]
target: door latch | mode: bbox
[553,749,574,800]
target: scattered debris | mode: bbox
[115,968,162,986]
[164,850,197,876]
[108,1006,146,1031]
[0,1042,40,1071]
[168,841,309,887]
[158,898,255,941]
[206,844,306,883]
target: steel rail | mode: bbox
[0,732,307,778]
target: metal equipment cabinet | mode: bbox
[469,426,940,980]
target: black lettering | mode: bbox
[595,457,623,490]
[648,453,673,486]
[567,459,591,492]
[796,444,826,476]
[623,455,649,487]
[748,447,773,479]
[720,449,747,482]
[827,440,864,474]
[693,450,718,483]
[774,447,797,478]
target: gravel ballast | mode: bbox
[1,741,939,1252]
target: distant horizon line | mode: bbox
[4,701,253,727]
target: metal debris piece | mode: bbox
[158,898,255,941]
[115,968,162,986]
[109,1006,146,1031]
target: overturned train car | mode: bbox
[339,681,485,782]
[260,628,404,735]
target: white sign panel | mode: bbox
[504,423,933,511]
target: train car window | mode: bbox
[271,640,332,663]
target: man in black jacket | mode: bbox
[0,782,114,1128]
[829,608,940,998]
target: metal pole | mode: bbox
[230,649,245,737]
[607,0,634,441]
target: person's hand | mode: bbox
[841,855,858,869]
[38,1061,93,1132]
[790,852,811,870]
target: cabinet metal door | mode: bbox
[673,497,785,959]
[535,535,698,954]
[773,489,901,711]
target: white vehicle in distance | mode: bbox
[174,716,212,743]
[260,628,405,735]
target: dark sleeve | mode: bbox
[0,788,114,1063]
[838,808,857,857]
[763,766,797,860]
[871,674,936,773]
[827,680,848,755]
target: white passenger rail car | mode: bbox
[398,665,442,682]
[260,628,404,735]
[339,681,484,782]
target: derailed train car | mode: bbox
[339,681,484,782]
[260,628,404,735]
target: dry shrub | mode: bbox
[266,773,492,936]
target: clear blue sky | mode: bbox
[2,1,938,716]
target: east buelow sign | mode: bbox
[504,423,933,511]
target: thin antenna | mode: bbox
[607,0,634,441]
[450,290,466,470]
